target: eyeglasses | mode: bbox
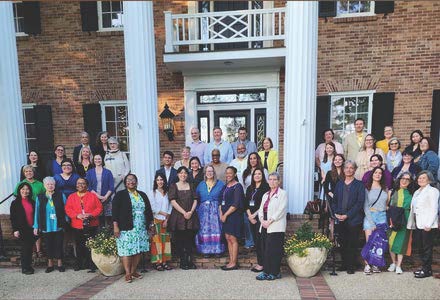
[56,149,64,152]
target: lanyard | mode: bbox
[130,191,140,202]
[267,188,279,202]
[77,192,85,214]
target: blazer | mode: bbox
[331,179,365,226]
[86,168,115,197]
[112,189,154,231]
[407,185,439,229]
[155,167,178,185]
[258,188,288,233]
[10,198,34,233]
[258,149,279,174]
[343,132,367,162]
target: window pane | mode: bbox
[337,1,348,14]
[111,13,123,27]
[117,121,128,137]
[349,1,360,13]
[219,116,246,143]
[344,97,357,113]
[17,18,25,33]
[255,113,266,151]
[102,1,111,12]
[106,122,116,136]
[360,1,371,12]
[344,114,356,131]
[357,96,369,113]
[199,117,209,143]
[116,106,127,121]
[112,1,121,12]
[102,13,112,28]
[118,137,128,152]
[105,106,115,121]
[199,91,266,104]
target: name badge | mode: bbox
[135,210,143,215]
[249,200,255,207]
[50,214,57,220]
[221,200,225,206]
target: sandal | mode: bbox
[125,274,132,283]
[163,263,173,271]
[155,264,164,271]
[131,272,143,279]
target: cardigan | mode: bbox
[258,188,288,233]
[416,150,439,181]
[331,179,365,226]
[112,189,154,231]
[258,149,279,174]
[10,198,34,233]
[407,185,439,229]
[65,191,102,229]
[86,167,115,197]
[34,192,67,232]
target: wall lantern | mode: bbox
[159,103,175,141]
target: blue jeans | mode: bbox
[243,213,254,248]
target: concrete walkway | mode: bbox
[92,270,300,299]
[323,271,440,299]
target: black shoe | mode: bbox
[413,269,423,275]
[222,265,239,271]
[87,269,96,273]
[415,270,432,278]
[347,269,355,274]
[337,266,347,271]
[22,269,34,275]
[57,266,66,272]
[73,265,81,271]
[45,266,55,273]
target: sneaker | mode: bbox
[372,266,381,273]
[395,266,403,274]
[387,263,396,272]
[364,265,372,275]
[256,272,269,280]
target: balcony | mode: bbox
[163,7,286,72]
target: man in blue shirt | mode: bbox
[204,127,234,165]
[231,127,257,158]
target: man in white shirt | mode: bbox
[155,151,177,184]
[229,143,248,187]
[204,127,234,165]
[231,127,257,158]
[187,127,207,166]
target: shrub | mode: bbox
[86,228,118,256]
[284,222,332,257]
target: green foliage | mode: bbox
[284,222,332,257]
[86,228,118,256]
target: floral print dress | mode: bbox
[116,193,149,256]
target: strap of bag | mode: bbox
[370,189,383,208]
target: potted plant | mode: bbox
[284,222,332,278]
[86,229,124,276]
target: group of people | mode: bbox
[9,127,288,283]
[316,119,439,278]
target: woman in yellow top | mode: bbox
[376,126,394,155]
[258,137,278,174]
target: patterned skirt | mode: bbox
[116,226,149,257]
[150,218,172,264]
[195,201,225,254]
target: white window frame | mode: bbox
[13,1,28,37]
[97,1,124,32]
[99,100,129,153]
[22,103,36,154]
[335,1,376,18]
[329,90,375,140]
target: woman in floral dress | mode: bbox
[113,174,154,283]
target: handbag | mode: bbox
[387,206,406,231]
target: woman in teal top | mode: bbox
[33,176,67,273]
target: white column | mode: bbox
[124,1,160,192]
[0,2,27,214]
[283,2,318,213]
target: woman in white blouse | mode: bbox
[407,170,439,278]
[147,173,173,271]
[256,172,288,281]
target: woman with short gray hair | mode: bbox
[104,137,130,193]
[407,170,439,278]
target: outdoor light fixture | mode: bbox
[159,103,175,141]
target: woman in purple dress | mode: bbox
[195,165,225,256]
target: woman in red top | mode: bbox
[65,177,102,272]
[10,182,36,275]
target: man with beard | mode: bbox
[231,127,257,158]
[230,143,248,188]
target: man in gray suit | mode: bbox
[343,118,367,162]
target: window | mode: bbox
[336,1,375,17]
[22,104,37,153]
[97,1,123,31]
[198,90,266,104]
[13,2,26,35]
[100,101,129,152]
[330,91,374,142]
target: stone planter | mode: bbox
[287,247,328,278]
[91,249,124,277]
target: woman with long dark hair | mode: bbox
[404,130,424,160]
[188,156,204,191]
[20,150,45,181]
[415,137,439,182]
[242,152,268,190]
[95,131,110,160]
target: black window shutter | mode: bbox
[315,96,331,148]
[372,92,395,140]
[83,104,102,145]
[319,1,337,18]
[375,1,394,14]
[23,1,41,35]
[431,90,440,150]
[80,2,99,32]
[34,105,54,162]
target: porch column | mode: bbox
[283,2,318,213]
[123,1,160,191]
[0,2,27,214]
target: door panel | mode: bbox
[214,110,250,143]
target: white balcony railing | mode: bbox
[164,8,285,53]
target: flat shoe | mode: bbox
[45,266,54,273]
[251,267,263,273]
[125,274,132,283]
[222,265,238,271]
[132,272,143,279]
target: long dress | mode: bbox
[116,193,149,257]
[148,190,172,264]
[387,189,412,256]
[195,180,225,254]
[220,182,244,238]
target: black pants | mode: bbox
[0,222,6,257]
[250,220,264,266]
[261,228,285,276]
[20,228,35,271]
[415,228,437,272]
[44,231,64,259]
[336,222,361,271]
[73,227,97,269]
[174,230,195,264]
